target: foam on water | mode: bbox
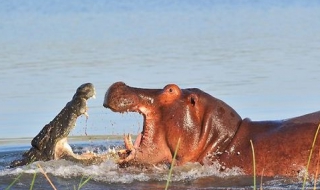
[0,144,318,189]
[0,158,244,184]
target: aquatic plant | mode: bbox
[5,163,91,190]
[302,123,320,190]
[165,137,181,190]
[5,158,36,190]
[75,175,92,190]
[314,149,320,190]
[38,163,57,190]
[38,163,92,190]
[30,171,37,190]
[4,171,24,190]
[250,140,256,190]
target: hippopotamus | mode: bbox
[103,82,320,177]
[10,83,110,168]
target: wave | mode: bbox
[0,159,244,184]
[0,144,312,189]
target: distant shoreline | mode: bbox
[0,135,127,146]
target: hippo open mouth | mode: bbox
[103,82,186,165]
[103,82,155,146]
[11,83,109,167]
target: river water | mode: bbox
[1,0,320,189]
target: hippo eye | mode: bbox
[169,88,173,93]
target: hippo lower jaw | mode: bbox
[118,112,147,156]
[105,97,149,150]
[109,105,159,164]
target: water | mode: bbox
[1,0,320,189]
[0,141,308,190]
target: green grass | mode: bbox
[165,137,181,190]
[314,149,320,190]
[75,175,92,190]
[5,163,91,190]
[5,171,24,190]
[29,171,37,190]
[250,140,256,190]
[5,158,36,190]
[302,123,320,190]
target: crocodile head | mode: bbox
[10,83,109,167]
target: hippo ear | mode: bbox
[190,94,198,107]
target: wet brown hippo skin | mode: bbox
[221,113,320,176]
[104,82,320,177]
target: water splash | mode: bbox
[0,158,244,184]
[0,143,316,189]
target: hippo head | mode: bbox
[103,82,242,166]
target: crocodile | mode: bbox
[10,83,111,167]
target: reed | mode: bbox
[75,175,92,190]
[38,164,91,190]
[314,149,320,190]
[5,171,24,190]
[165,137,181,190]
[29,171,37,190]
[5,165,90,190]
[302,123,320,190]
[260,168,264,190]
[5,158,36,190]
[37,163,57,190]
[250,140,256,190]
